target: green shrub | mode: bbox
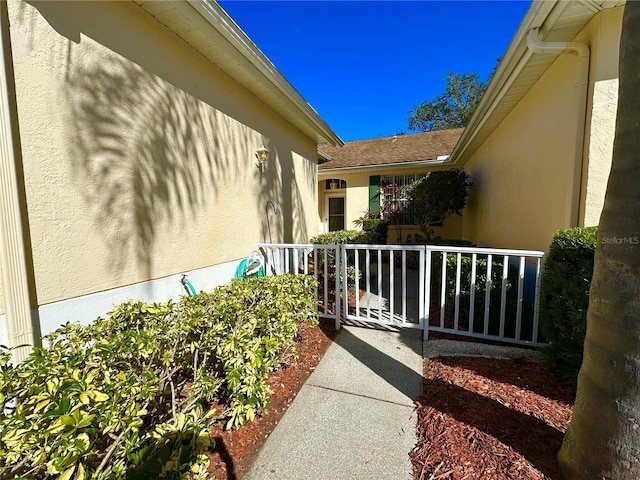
[428,238,476,247]
[309,229,374,245]
[0,275,317,480]
[309,230,374,286]
[540,226,597,382]
[405,233,477,247]
[362,219,389,245]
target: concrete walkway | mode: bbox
[245,325,423,480]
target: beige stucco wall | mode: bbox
[461,8,622,252]
[318,165,463,242]
[578,7,623,226]
[8,1,318,306]
[0,263,4,314]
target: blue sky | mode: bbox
[219,1,531,142]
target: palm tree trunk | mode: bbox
[559,3,640,478]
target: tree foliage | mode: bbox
[402,169,473,241]
[407,72,486,132]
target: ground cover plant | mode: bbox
[0,274,318,480]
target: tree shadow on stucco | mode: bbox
[65,57,250,276]
[259,145,318,246]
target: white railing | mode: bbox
[423,245,544,347]
[341,244,425,330]
[259,243,341,330]
[258,243,545,347]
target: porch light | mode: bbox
[329,181,338,190]
[255,146,270,171]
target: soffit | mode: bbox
[133,0,342,146]
[452,0,625,164]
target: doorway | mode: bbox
[326,195,345,232]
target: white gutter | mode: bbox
[317,150,332,164]
[181,1,344,146]
[319,157,449,173]
[526,28,590,227]
[0,4,36,363]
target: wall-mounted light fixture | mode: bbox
[255,146,270,171]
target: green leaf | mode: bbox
[59,464,76,480]
[43,397,71,418]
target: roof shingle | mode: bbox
[318,128,463,170]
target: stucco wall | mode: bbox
[8,1,318,306]
[0,262,4,314]
[578,7,623,226]
[318,165,463,242]
[0,264,5,348]
[461,8,622,252]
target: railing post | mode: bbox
[424,248,432,341]
[484,255,492,336]
[440,252,447,328]
[336,244,343,331]
[469,253,477,333]
[532,257,542,343]
[418,247,425,332]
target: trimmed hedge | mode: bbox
[362,219,389,245]
[540,226,597,382]
[309,229,373,245]
[0,274,318,480]
[309,230,374,286]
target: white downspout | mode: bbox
[0,4,36,363]
[527,28,590,228]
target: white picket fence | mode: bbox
[258,243,545,347]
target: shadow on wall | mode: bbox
[25,0,319,276]
[65,57,250,276]
[261,145,317,245]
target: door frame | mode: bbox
[325,193,346,233]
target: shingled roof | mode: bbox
[318,128,464,170]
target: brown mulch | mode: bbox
[411,357,576,480]
[206,319,337,480]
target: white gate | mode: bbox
[258,243,545,347]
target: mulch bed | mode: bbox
[411,357,576,480]
[206,318,337,480]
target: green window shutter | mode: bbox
[369,175,380,214]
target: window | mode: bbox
[328,197,345,231]
[325,179,347,190]
[380,174,425,224]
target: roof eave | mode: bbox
[319,157,449,174]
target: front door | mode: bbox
[327,196,345,231]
